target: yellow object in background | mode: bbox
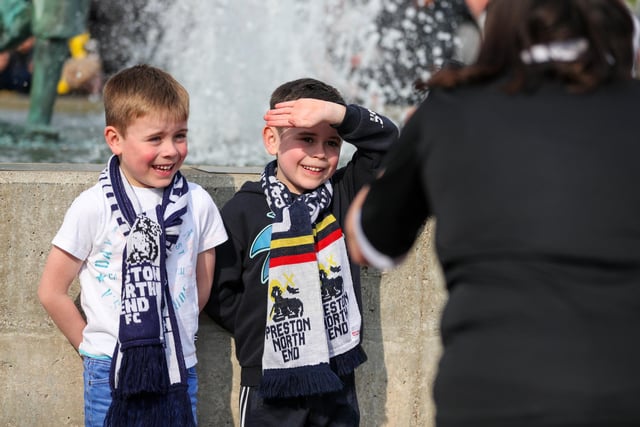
[68,32,89,58]
[57,78,70,94]
[57,32,101,95]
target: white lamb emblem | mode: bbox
[126,216,162,264]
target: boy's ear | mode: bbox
[104,126,122,155]
[262,126,279,156]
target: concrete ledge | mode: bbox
[0,164,446,427]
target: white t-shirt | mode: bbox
[52,178,228,368]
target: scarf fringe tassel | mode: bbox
[104,385,195,427]
[116,344,169,397]
[259,363,344,399]
[167,385,196,426]
[331,346,368,376]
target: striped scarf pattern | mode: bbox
[259,160,366,399]
[100,155,195,427]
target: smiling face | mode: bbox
[105,112,188,188]
[263,122,342,194]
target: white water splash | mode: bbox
[151,0,468,166]
[1,0,470,165]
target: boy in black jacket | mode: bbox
[205,78,398,426]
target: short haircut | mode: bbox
[102,64,189,135]
[269,78,345,109]
[426,0,635,93]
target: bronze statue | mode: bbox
[0,0,90,135]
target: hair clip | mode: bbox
[520,38,589,64]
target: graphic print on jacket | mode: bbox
[249,211,275,285]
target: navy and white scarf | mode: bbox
[100,155,195,426]
[259,160,366,399]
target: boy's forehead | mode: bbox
[133,110,188,125]
[282,123,341,140]
[125,113,188,132]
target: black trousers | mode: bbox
[240,373,360,427]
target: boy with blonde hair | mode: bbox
[38,64,228,426]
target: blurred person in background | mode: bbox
[0,35,33,93]
[346,1,640,426]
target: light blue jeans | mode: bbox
[83,357,198,427]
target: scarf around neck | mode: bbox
[259,160,366,399]
[100,155,195,427]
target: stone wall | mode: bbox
[0,164,446,427]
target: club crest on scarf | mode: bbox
[120,214,163,337]
[259,160,366,399]
[127,216,161,264]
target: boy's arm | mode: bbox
[335,104,398,153]
[204,190,258,335]
[37,246,86,351]
[204,234,243,333]
[329,104,400,220]
[196,248,215,312]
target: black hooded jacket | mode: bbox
[205,104,398,386]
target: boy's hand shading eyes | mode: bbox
[264,98,346,129]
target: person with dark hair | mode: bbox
[345,1,640,426]
[0,35,33,93]
[205,77,398,426]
